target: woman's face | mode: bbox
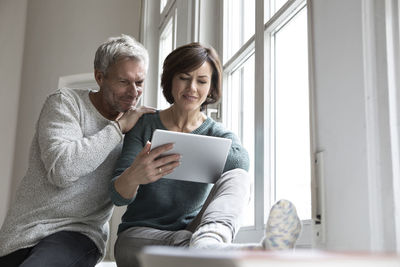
[171,61,212,112]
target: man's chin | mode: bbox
[120,102,136,112]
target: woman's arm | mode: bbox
[209,122,250,172]
[110,124,181,206]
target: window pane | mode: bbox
[158,19,173,109]
[273,7,311,220]
[224,0,255,62]
[225,55,255,226]
[274,0,288,13]
[160,0,167,13]
[265,0,290,22]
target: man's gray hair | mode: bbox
[94,34,149,75]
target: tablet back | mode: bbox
[150,129,232,183]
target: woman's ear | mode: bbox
[207,88,214,100]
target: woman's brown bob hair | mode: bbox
[161,42,222,110]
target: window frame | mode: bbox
[157,1,177,109]
[222,0,313,247]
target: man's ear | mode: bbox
[94,70,104,86]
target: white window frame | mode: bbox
[221,0,313,248]
[385,0,400,251]
[157,1,177,109]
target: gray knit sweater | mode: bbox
[0,88,123,258]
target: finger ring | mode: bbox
[158,167,162,174]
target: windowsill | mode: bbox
[95,261,117,267]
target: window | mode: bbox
[160,0,167,13]
[223,54,255,226]
[143,0,400,252]
[158,16,174,109]
[223,0,311,245]
[155,0,193,109]
[272,7,310,220]
[144,0,311,247]
[223,0,255,62]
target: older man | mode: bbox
[0,34,173,267]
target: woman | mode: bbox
[110,43,301,267]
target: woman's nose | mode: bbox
[189,80,197,91]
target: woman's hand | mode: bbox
[117,106,156,133]
[114,141,181,199]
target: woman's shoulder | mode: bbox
[126,110,162,137]
[200,117,236,139]
[136,110,162,126]
[142,110,161,120]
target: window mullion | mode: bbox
[240,68,244,141]
[264,0,306,33]
[254,0,266,231]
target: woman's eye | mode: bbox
[198,80,207,84]
[179,76,190,81]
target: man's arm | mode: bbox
[37,90,123,188]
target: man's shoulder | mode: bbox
[49,87,90,100]
[42,88,92,114]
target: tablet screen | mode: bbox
[150,129,232,183]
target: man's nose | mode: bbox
[128,83,139,97]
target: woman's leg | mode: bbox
[188,168,301,250]
[262,199,302,249]
[114,226,192,267]
[189,168,251,248]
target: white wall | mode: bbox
[310,0,371,250]
[310,0,398,251]
[9,0,143,204]
[0,0,28,225]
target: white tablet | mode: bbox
[150,129,232,184]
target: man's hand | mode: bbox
[116,106,156,133]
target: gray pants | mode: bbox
[114,168,250,267]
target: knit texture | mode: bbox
[0,88,123,258]
[263,199,302,249]
[110,112,249,234]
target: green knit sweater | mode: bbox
[110,111,249,234]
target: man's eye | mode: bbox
[120,80,129,85]
[136,81,144,86]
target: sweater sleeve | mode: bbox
[223,132,250,172]
[37,90,123,188]
[109,117,146,206]
[209,122,250,172]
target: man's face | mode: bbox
[96,58,146,114]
